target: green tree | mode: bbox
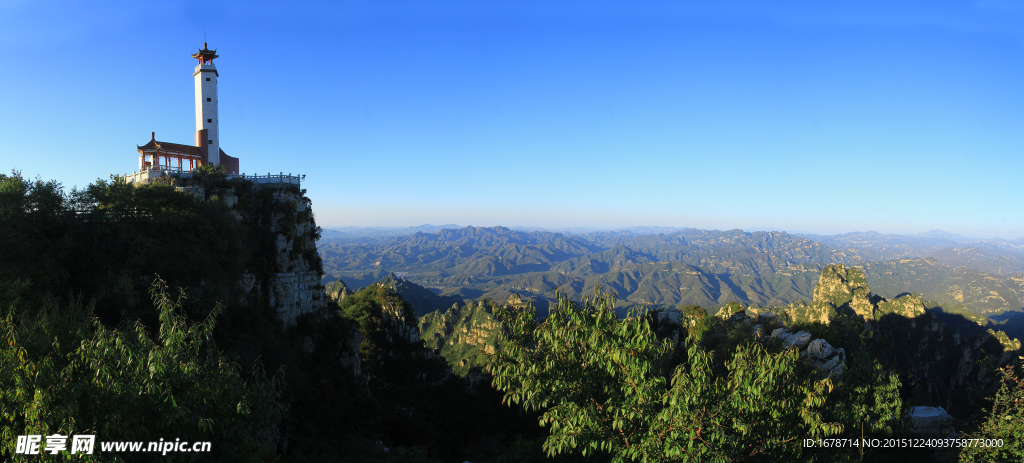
[645,342,840,462]
[490,290,671,460]
[490,290,844,462]
[828,350,903,443]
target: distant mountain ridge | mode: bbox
[800,230,1024,271]
[320,224,463,242]
[323,227,836,313]
[322,226,1024,318]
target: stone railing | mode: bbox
[230,172,303,185]
[120,165,191,183]
[120,169,303,187]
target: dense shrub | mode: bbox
[0,279,284,462]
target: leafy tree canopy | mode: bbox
[489,290,906,462]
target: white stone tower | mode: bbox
[192,43,220,165]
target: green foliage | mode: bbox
[377,273,463,317]
[193,163,229,184]
[648,343,841,462]
[485,436,597,463]
[827,350,904,438]
[677,305,706,320]
[0,171,74,311]
[490,290,852,462]
[490,289,671,460]
[0,279,284,462]
[676,305,715,342]
[691,316,905,459]
[0,171,251,325]
[326,286,534,463]
[959,364,1024,462]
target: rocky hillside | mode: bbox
[928,245,1024,276]
[415,263,1020,423]
[783,265,1019,418]
[419,298,503,376]
[863,258,1024,315]
[376,272,463,316]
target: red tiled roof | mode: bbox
[137,139,202,156]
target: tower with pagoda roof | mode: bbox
[122,43,316,325]
[133,43,239,177]
[193,43,221,167]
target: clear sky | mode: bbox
[1,1,1022,238]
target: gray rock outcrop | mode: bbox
[802,338,846,378]
[771,329,846,378]
[908,406,954,435]
[771,328,813,349]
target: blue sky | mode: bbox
[1,1,1022,238]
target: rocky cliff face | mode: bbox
[376,272,463,317]
[788,264,925,324]
[325,280,352,302]
[264,189,325,325]
[419,298,503,376]
[809,264,875,321]
[213,181,326,325]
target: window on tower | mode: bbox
[207,98,211,102]
[208,140,213,144]
[206,78,211,81]
[208,119,212,123]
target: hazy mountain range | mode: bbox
[320,226,1024,317]
[802,231,1024,273]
